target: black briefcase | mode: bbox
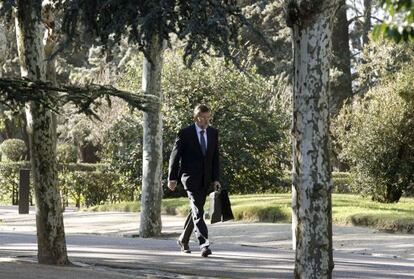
[220,189,234,222]
[209,189,234,224]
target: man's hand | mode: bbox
[168,181,177,191]
[212,181,221,192]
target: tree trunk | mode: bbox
[330,0,352,180]
[363,0,372,47]
[288,1,338,278]
[139,34,164,237]
[330,0,352,116]
[78,142,100,163]
[44,6,64,210]
[0,24,6,75]
[15,0,69,265]
[20,113,31,160]
[3,118,15,139]
[12,184,17,205]
[382,185,402,203]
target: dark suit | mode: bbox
[168,123,220,248]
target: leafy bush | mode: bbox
[357,40,414,96]
[62,171,122,207]
[59,163,109,172]
[332,172,352,193]
[57,143,77,164]
[0,161,122,207]
[0,139,27,161]
[98,114,142,200]
[58,165,124,207]
[280,171,351,193]
[0,161,31,204]
[333,66,414,203]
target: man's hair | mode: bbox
[193,104,211,118]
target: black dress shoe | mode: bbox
[201,247,212,257]
[177,240,191,253]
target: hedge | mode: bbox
[0,161,124,207]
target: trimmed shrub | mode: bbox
[61,171,122,207]
[0,161,31,204]
[0,139,27,161]
[57,144,77,164]
[332,172,352,193]
[61,163,109,172]
[0,161,122,207]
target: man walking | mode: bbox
[168,104,221,257]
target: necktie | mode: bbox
[200,130,207,156]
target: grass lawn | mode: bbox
[86,193,414,233]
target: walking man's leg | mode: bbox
[187,191,211,257]
[178,211,193,253]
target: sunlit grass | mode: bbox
[85,193,414,232]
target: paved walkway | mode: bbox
[1,206,414,278]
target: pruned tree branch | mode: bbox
[0,77,159,119]
[347,15,384,26]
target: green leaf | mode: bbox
[390,4,395,16]
[372,25,383,40]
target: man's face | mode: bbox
[195,112,211,129]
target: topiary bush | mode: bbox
[0,139,27,161]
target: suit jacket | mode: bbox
[168,123,220,193]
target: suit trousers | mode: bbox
[179,190,209,249]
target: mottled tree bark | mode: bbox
[139,33,163,237]
[44,2,66,210]
[15,0,69,265]
[0,24,7,76]
[287,0,338,278]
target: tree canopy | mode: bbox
[56,0,253,66]
[374,0,414,42]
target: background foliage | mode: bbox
[121,51,291,196]
[333,62,414,203]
